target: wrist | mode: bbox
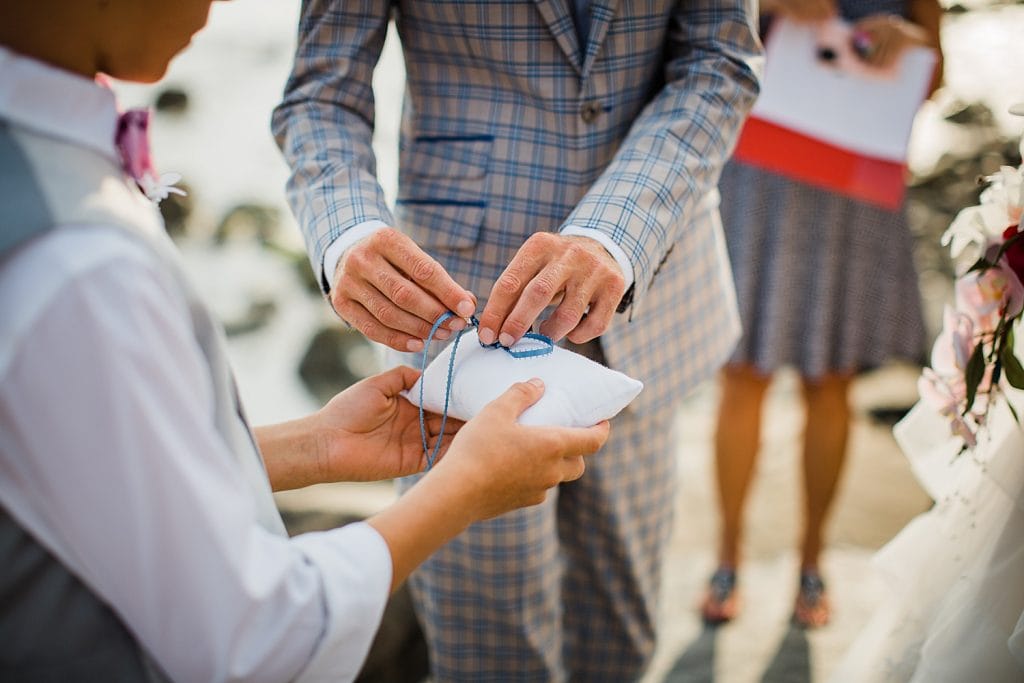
[323,220,390,292]
[255,414,331,492]
[366,463,480,590]
[422,457,488,526]
[559,227,635,288]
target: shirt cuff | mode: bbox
[559,225,635,289]
[321,220,390,292]
[292,521,393,683]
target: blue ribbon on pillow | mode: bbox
[418,312,554,470]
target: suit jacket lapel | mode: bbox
[581,0,620,77]
[532,0,583,76]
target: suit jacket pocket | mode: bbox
[396,194,486,251]
[397,136,491,250]
[400,135,492,180]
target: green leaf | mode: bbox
[1001,339,1024,390]
[964,342,987,413]
[1008,398,1021,427]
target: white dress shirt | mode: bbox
[0,47,392,683]
[322,219,635,294]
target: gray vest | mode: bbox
[0,120,286,681]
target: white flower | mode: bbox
[980,165,1024,221]
[941,166,1024,261]
[139,171,187,204]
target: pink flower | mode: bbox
[954,260,1024,333]
[917,368,977,448]
[921,307,972,428]
[918,367,963,414]
[930,306,975,377]
[947,411,978,449]
[919,305,998,448]
[116,109,156,186]
[114,108,185,204]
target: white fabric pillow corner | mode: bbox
[405,329,643,428]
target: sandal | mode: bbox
[793,569,830,628]
[700,567,740,624]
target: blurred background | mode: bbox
[112,0,1024,680]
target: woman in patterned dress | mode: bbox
[701,0,943,627]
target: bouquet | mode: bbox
[918,144,1024,450]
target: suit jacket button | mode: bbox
[580,100,602,123]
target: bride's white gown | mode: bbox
[831,333,1024,682]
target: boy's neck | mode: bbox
[0,7,100,80]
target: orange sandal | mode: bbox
[793,570,830,628]
[700,567,740,624]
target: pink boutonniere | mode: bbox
[115,108,186,204]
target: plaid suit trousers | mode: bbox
[388,340,679,681]
[275,0,761,679]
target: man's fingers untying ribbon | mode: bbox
[478,233,625,347]
[345,278,453,343]
[331,228,476,352]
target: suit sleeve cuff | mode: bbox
[559,225,635,289]
[292,522,393,683]
[321,220,390,292]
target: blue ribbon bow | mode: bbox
[418,312,554,470]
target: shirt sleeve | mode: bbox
[558,225,635,289]
[0,237,391,683]
[321,219,389,295]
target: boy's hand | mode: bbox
[363,377,610,591]
[432,378,610,520]
[311,366,462,482]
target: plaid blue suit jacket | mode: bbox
[274,0,762,413]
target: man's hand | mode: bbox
[332,228,477,352]
[259,366,461,490]
[477,233,626,348]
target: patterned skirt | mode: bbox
[719,161,927,378]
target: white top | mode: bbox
[0,47,392,683]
